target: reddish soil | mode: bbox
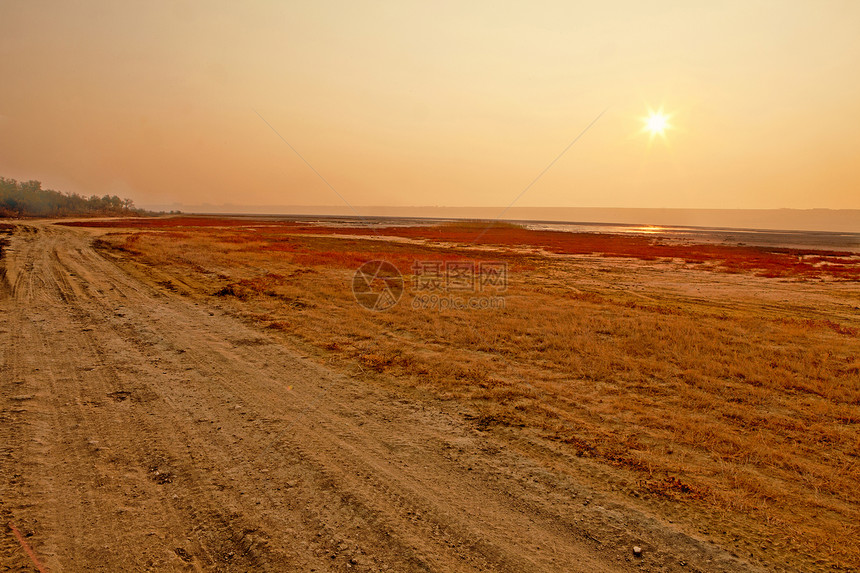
[63,217,860,280]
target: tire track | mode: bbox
[0,223,763,572]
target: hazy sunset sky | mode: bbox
[1,1,859,210]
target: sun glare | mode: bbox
[643,109,671,138]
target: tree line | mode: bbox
[0,177,154,218]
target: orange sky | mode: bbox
[1,1,859,210]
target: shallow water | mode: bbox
[231,214,860,254]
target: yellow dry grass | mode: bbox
[95,225,860,571]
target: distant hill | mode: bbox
[0,177,154,218]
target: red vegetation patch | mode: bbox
[69,217,860,280]
[288,249,473,272]
[779,318,858,337]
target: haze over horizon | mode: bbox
[2,1,859,212]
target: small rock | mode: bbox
[633,546,643,556]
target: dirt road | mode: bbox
[0,223,758,572]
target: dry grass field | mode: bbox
[73,217,860,571]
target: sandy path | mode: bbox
[0,223,757,572]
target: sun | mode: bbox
[646,113,668,135]
[642,109,672,138]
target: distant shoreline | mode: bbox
[61,213,860,255]
[139,206,860,234]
